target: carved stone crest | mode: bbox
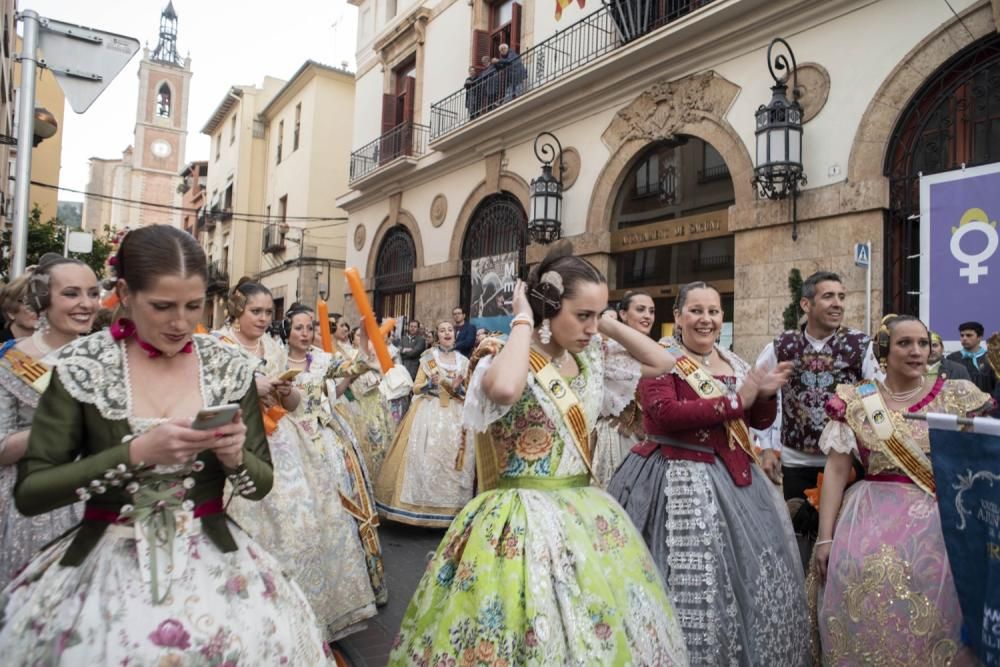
[430,194,448,227]
[353,224,366,251]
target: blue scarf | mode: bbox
[961,347,986,370]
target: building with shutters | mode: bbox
[340,0,1000,358]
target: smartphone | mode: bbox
[191,404,240,431]
[277,368,302,382]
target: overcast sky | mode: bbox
[23,0,358,201]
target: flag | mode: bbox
[930,427,1000,664]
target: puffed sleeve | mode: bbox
[0,382,20,457]
[234,380,271,499]
[15,372,129,516]
[818,418,859,456]
[601,337,642,418]
[462,355,516,433]
[641,373,747,431]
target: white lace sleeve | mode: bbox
[818,419,859,456]
[600,338,642,418]
[462,355,515,434]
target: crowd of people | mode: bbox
[464,43,527,120]
[0,225,996,665]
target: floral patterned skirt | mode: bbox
[817,479,977,666]
[609,455,810,666]
[376,395,474,527]
[227,415,377,640]
[389,483,689,666]
[340,391,395,478]
[0,518,332,666]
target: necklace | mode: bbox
[879,376,925,402]
[287,354,308,363]
[31,330,53,357]
[550,350,570,370]
[234,332,262,356]
[681,343,713,368]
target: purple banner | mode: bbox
[921,165,1000,346]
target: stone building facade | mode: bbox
[340,0,1000,359]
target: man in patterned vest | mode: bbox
[754,271,878,501]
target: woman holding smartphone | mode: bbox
[0,225,332,665]
[214,281,373,640]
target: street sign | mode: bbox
[36,18,140,113]
[854,242,871,268]
[66,230,93,254]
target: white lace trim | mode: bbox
[600,337,642,418]
[56,331,254,421]
[817,419,859,456]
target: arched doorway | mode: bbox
[609,135,736,342]
[460,192,527,329]
[885,33,1000,316]
[373,225,416,320]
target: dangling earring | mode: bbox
[539,318,552,344]
[36,312,50,335]
[233,320,241,333]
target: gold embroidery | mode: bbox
[824,544,958,666]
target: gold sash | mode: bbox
[674,356,759,465]
[856,382,936,495]
[423,357,462,408]
[528,348,593,477]
[5,348,52,394]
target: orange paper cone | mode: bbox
[345,267,393,373]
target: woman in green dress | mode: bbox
[390,243,689,666]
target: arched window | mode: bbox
[156,83,172,118]
[373,226,416,320]
[885,33,1000,315]
[460,192,527,321]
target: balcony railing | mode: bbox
[349,121,431,183]
[207,259,229,292]
[430,0,716,140]
[219,207,233,222]
[262,223,286,253]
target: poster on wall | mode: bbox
[470,251,518,334]
[920,164,1000,350]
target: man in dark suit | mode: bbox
[453,306,476,358]
[928,331,970,381]
[399,319,426,381]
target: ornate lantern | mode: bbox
[528,131,565,244]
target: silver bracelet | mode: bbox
[815,539,834,547]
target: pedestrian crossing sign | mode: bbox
[854,242,870,268]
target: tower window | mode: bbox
[293,103,301,151]
[156,83,171,118]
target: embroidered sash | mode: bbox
[528,348,593,476]
[674,356,759,465]
[4,347,52,394]
[423,357,462,407]
[856,381,936,495]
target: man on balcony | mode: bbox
[494,43,526,102]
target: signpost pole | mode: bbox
[865,240,872,335]
[10,10,41,279]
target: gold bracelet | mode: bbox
[511,320,532,329]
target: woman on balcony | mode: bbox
[608,281,811,666]
[375,320,472,527]
[815,315,994,664]
[390,243,688,666]
[214,281,377,640]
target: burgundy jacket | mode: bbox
[631,368,777,487]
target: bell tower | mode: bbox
[129,1,192,227]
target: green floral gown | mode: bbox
[390,339,689,666]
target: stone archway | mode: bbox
[448,172,530,262]
[847,1,996,186]
[364,208,425,281]
[587,71,752,236]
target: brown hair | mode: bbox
[672,281,722,344]
[526,241,605,324]
[226,277,271,321]
[1,273,31,322]
[27,253,89,313]
[116,225,206,294]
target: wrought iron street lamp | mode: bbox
[529,131,565,244]
[752,37,807,240]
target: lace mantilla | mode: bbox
[56,331,255,421]
[600,337,643,418]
